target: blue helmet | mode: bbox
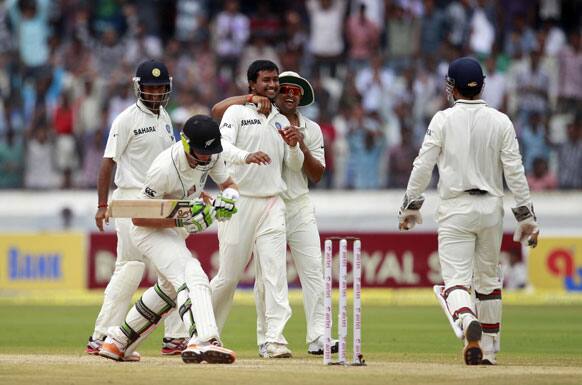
[446,57,485,98]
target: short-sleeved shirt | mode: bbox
[103,101,175,190]
[281,112,325,201]
[219,104,291,197]
[139,142,229,201]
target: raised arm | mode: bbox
[211,94,272,120]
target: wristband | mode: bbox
[247,94,254,103]
[175,219,184,227]
[97,203,108,209]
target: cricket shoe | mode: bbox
[161,337,188,355]
[85,336,104,355]
[481,353,497,365]
[463,320,483,365]
[259,342,292,358]
[99,338,141,362]
[307,336,339,355]
[181,339,236,364]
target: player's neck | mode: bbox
[282,110,299,126]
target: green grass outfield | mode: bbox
[0,290,581,385]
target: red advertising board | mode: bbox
[87,232,519,289]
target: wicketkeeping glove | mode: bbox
[213,187,239,222]
[176,200,214,233]
[512,204,539,247]
[398,194,425,231]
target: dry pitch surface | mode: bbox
[1,354,581,385]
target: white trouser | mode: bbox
[92,188,186,340]
[437,193,504,334]
[255,194,324,345]
[211,195,291,345]
[131,226,219,342]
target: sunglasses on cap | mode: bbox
[279,85,303,97]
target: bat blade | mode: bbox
[107,200,194,219]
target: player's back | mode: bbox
[436,100,513,199]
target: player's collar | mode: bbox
[454,99,487,105]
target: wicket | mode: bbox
[323,237,366,366]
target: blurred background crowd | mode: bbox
[0,0,580,191]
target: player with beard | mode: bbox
[211,71,338,356]
[87,60,188,359]
[209,60,304,358]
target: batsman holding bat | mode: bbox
[100,115,239,364]
[399,57,539,366]
[88,59,187,358]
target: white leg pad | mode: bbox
[184,259,220,343]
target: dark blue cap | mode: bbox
[447,57,485,96]
[135,59,171,86]
[182,115,223,155]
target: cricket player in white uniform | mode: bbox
[210,60,304,358]
[399,57,539,366]
[211,71,338,355]
[88,60,187,359]
[99,115,239,364]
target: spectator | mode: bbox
[503,249,528,290]
[345,3,380,72]
[52,92,78,189]
[418,0,447,59]
[384,2,419,72]
[355,55,394,113]
[24,126,59,189]
[174,0,209,44]
[519,112,550,173]
[515,49,551,123]
[214,0,250,81]
[81,129,104,189]
[557,118,582,189]
[388,127,416,188]
[469,0,495,56]
[481,55,507,111]
[307,0,348,78]
[7,0,51,82]
[0,127,24,188]
[557,31,582,113]
[527,157,557,191]
[318,110,336,189]
[446,0,471,49]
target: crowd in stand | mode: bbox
[0,0,580,190]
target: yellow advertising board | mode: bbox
[529,237,582,292]
[0,233,85,290]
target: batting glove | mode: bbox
[176,200,214,233]
[512,204,539,247]
[213,188,239,222]
[398,194,425,231]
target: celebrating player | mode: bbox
[210,60,304,358]
[88,59,187,359]
[211,71,338,356]
[99,115,239,364]
[399,57,539,365]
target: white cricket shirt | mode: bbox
[219,104,304,197]
[406,99,531,207]
[281,112,325,201]
[103,101,175,189]
[139,142,229,200]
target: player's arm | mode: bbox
[95,157,115,232]
[211,94,271,120]
[301,124,325,183]
[500,119,539,247]
[399,113,443,231]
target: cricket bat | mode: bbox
[107,199,196,219]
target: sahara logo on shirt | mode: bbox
[241,119,261,126]
[134,126,156,136]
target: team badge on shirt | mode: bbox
[275,122,282,130]
[166,124,171,134]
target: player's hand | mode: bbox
[513,218,539,248]
[213,187,239,222]
[180,200,214,233]
[398,209,422,231]
[279,125,301,147]
[245,151,271,165]
[251,95,271,116]
[95,207,109,232]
